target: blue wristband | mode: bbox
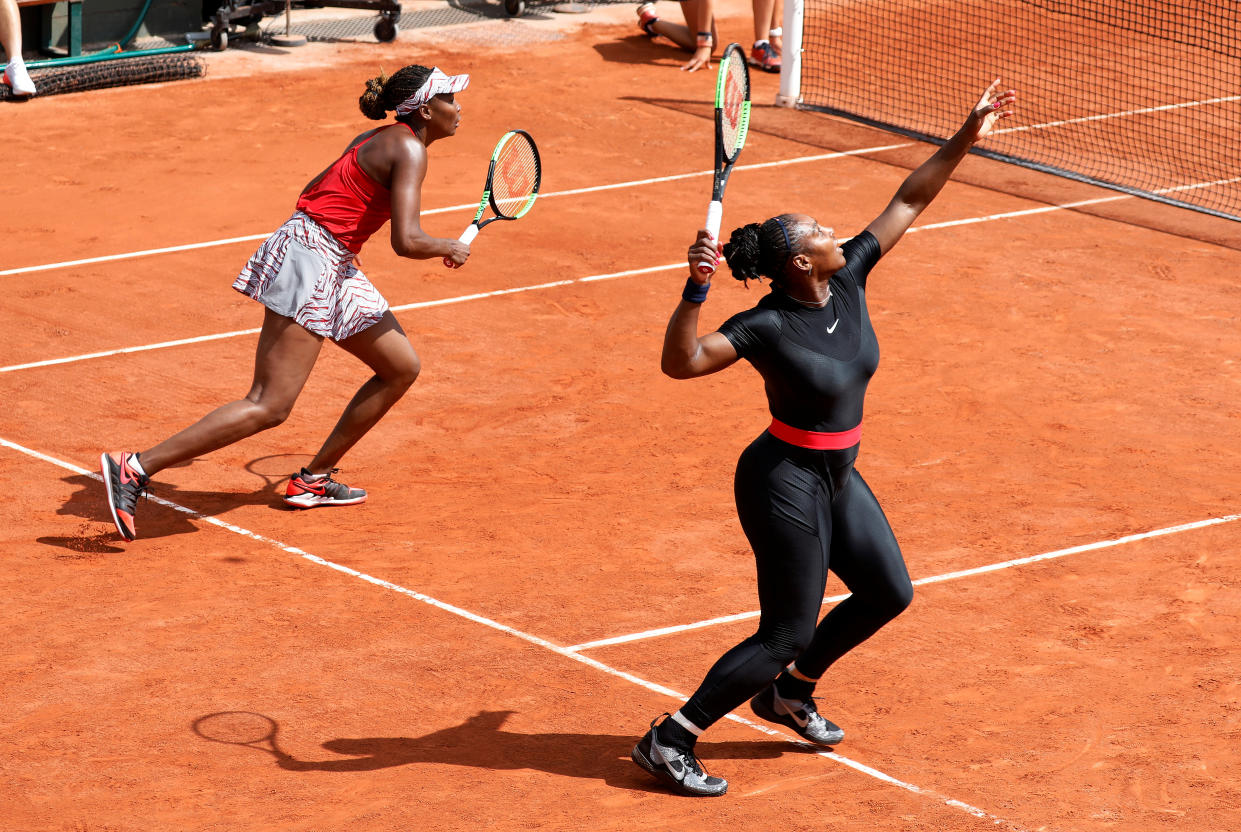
[682,277,710,303]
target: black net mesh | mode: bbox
[0,54,205,101]
[796,0,1241,220]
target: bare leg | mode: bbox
[138,308,324,475]
[644,0,717,53]
[0,0,34,95]
[0,0,22,59]
[751,0,775,43]
[771,0,783,53]
[303,311,419,474]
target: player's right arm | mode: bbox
[388,135,469,263]
[661,230,740,379]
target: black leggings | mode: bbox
[679,432,914,731]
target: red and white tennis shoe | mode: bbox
[636,2,659,36]
[749,41,781,73]
[100,452,150,541]
[284,468,367,508]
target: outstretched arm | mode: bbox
[661,230,740,379]
[865,79,1017,255]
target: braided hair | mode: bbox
[358,65,434,123]
[720,214,807,284]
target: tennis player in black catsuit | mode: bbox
[631,80,1017,796]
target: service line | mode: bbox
[7,89,1236,279]
[0,143,912,278]
[0,433,1021,830]
[564,512,1241,652]
[2,180,1187,377]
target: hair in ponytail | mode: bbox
[721,214,805,283]
[358,64,434,122]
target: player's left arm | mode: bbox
[865,79,1017,255]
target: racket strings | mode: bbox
[491,137,540,217]
[720,52,750,157]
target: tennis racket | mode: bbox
[697,42,752,274]
[445,129,542,268]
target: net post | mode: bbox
[775,0,803,108]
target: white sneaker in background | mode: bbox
[4,59,36,96]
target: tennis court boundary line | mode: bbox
[8,87,1240,279]
[0,433,1024,829]
[0,183,1175,377]
[0,144,912,278]
[564,511,1241,651]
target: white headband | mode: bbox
[394,68,470,116]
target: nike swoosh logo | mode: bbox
[775,696,810,728]
[825,319,839,334]
[650,741,686,780]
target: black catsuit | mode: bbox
[678,231,914,732]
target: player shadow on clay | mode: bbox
[44,456,308,548]
[196,709,796,792]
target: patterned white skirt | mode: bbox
[232,211,390,341]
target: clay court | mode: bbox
[2,3,1240,829]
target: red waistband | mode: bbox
[767,417,862,450]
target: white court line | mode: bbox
[0,434,1020,829]
[996,94,1241,136]
[0,144,911,278]
[4,171,1236,377]
[564,512,1241,652]
[7,170,1237,377]
[0,264,682,374]
[7,89,1238,279]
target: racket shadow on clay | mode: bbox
[191,709,793,788]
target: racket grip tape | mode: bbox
[443,224,481,269]
[697,200,724,275]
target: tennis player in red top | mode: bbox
[101,64,470,541]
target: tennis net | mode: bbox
[779,0,1241,221]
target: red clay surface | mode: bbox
[2,9,1240,832]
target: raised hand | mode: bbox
[967,78,1017,142]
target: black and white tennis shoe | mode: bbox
[631,715,727,797]
[749,685,845,746]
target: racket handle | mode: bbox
[696,200,724,275]
[443,224,481,269]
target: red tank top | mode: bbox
[296,126,407,253]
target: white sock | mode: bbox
[754,39,769,48]
[670,710,704,736]
[128,454,148,478]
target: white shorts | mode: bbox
[232,211,390,341]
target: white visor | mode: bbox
[394,68,470,116]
